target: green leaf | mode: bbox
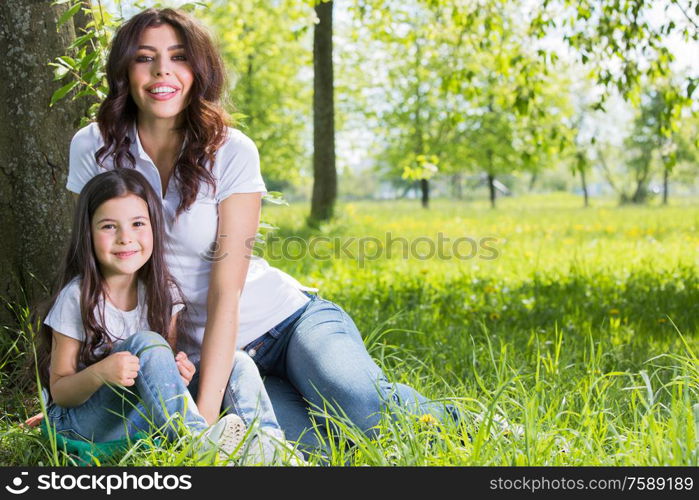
[75,89,95,99]
[68,31,95,50]
[58,56,77,69]
[51,63,70,81]
[263,191,289,206]
[50,80,78,106]
[57,2,81,29]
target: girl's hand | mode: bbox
[96,352,140,386]
[175,351,195,386]
[23,413,44,428]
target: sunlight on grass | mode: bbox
[1,195,697,465]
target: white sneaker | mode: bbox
[199,414,247,458]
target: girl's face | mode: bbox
[91,194,154,279]
[128,23,194,124]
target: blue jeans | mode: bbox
[243,294,455,451]
[187,352,281,433]
[47,331,278,442]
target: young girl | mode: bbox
[36,168,285,461]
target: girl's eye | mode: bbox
[101,224,116,230]
[135,55,153,63]
[133,221,148,227]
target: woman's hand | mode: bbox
[175,351,195,386]
[95,352,140,386]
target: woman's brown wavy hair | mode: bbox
[36,169,185,391]
[96,8,229,214]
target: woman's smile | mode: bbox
[128,23,193,123]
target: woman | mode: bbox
[67,8,457,454]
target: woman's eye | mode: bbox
[135,55,153,63]
[172,54,187,61]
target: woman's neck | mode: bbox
[136,116,184,194]
[103,273,139,312]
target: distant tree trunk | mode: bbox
[630,178,648,204]
[528,172,537,192]
[420,179,429,208]
[487,173,496,209]
[0,0,89,326]
[629,161,651,204]
[580,167,589,207]
[452,173,463,199]
[246,53,254,129]
[662,167,669,205]
[309,0,336,224]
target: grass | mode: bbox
[1,193,698,465]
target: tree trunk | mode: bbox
[452,173,463,199]
[528,172,537,192]
[580,167,589,208]
[309,0,336,224]
[631,178,647,204]
[420,178,429,208]
[663,167,669,205]
[487,173,496,209]
[0,0,89,326]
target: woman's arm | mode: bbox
[195,192,262,424]
[50,331,139,407]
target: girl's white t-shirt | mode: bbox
[45,278,184,369]
[67,123,311,363]
[45,278,174,349]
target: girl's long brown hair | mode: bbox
[36,169,184,390]
[96,8,229,214]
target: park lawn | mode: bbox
[1,193,698,465]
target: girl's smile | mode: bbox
[91,194,153,279]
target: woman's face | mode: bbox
[128,23,194,124]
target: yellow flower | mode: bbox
[609,308,620,315]
[419,414,438,426]
[657,318,667,324]
[489,312,500,320]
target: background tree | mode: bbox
[0,0,91,325]
[310,0,337,223]
[203,0,315,192]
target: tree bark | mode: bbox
[452,173,463,199]
[631,178,648,204]
[528,172,537,192]
[309,0,336,224]
[663,167,669,205]
[0,0,87,326]
[487,173,496,209]
[420,179,429,208]
[580,167,589,208]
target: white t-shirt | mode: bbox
[45,277,179,351]
[67,123,311,363]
